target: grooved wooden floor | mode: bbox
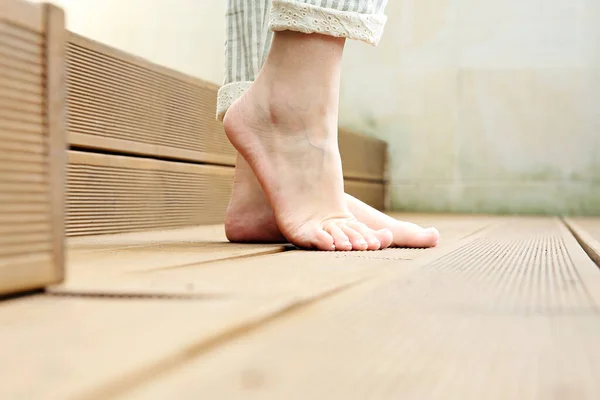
[1,214,599,400]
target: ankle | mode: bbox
[229,82,336,143]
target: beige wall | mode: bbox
[42,0,599,215]
[340,0,600,215]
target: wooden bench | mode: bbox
[0,0,65,295]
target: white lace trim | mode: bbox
[269,0,387,46]
[216,81,252,121]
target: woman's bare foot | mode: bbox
[225,156,440,248]
[223,31,392,251]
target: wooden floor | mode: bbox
[2,214,600,400]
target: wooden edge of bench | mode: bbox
[69,133,236,167]
[68,150,235,176]
[45,3,66,284]
[67,31,221,91]
[563,217,600,268]
[338,127,387,146]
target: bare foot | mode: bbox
[223,31,391,251]
[225,156,440,248]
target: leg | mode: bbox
[226,28,393,251]
[220,0,439,248]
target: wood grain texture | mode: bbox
[122,218,600,400]
[0,294,280,400]
[0,1,64,295]
[66,32,237,166]
[66,151,234,236]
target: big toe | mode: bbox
[289,223,336,251]
[373,228,393,249]
[392,223,440,248]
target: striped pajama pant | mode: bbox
[217,0,389,120]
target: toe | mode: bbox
[392,222,440,248]
[324,224,352,251]
[312,228,336,251]
[373,228,393,249]
[293,223,335,251]
[349,222,382,250]
[340,224,369,251]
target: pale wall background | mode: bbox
[38,0,600,215]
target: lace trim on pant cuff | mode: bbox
[269,0,387,46]
[216,81,252,121]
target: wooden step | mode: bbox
[66,151,234,236]
[0,0,65,296]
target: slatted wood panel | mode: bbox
[124,218,600,400]
[66,33,237,166]
[66,151,234,237]
[345,180,385,211]
[65,154,384,237]
[0,1,65,295]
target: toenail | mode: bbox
[424,227,437,234]
[343,241,352,247]
[358,239,367,246]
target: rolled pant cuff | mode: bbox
[216,81,252,121]
[269,0,387,46]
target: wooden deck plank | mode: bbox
[67,225,286,267]
[52,215,496,297]
[0,294,284,400]
[122,218,600,400]
[565,217,600,267]
[0,214,502,399]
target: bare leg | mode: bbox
[225,31,391,251]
